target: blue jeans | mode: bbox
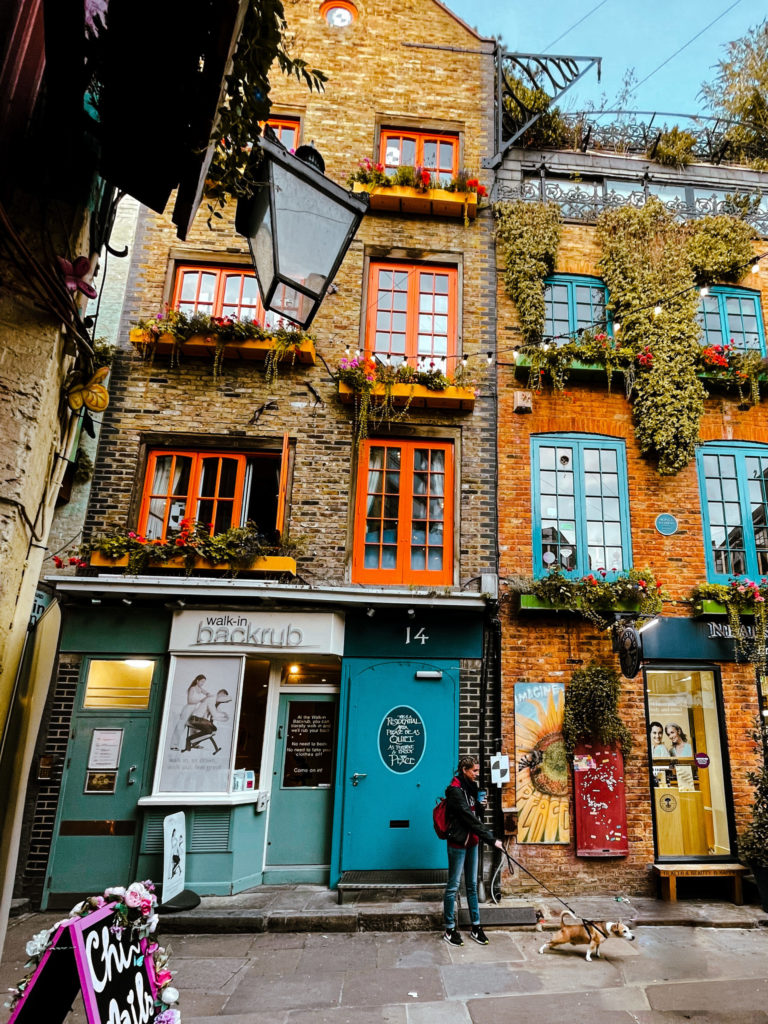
[443,843,479,929]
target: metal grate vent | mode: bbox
[189,810,231,853]
[141,813,165,853]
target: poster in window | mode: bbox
[514,682,570,844]
[157,657,241,793]
[282,701,335,787]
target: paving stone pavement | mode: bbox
[3,914,768,1023]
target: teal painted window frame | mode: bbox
[697,441,768,582]
[531,434,632,579]
[543,274,611,344]
[697,286,766,356]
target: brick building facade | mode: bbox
[18,0,502,907]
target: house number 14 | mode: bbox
[405,626,429,645]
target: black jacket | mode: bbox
[444,778,496,848]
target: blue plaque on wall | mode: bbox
[655,513,678,536]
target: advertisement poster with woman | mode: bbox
[158,657,242,793]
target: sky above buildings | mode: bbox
[444,0,760,122]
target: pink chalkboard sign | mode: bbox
[8,904,159,1024]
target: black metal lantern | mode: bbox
[235,129,369,329]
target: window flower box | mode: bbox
[129,328,316,365]
[89,551,297,575]
[337,379,475,410]
[519,593,643,613]
[351,182,477,220]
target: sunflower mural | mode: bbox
[514,683,570,844]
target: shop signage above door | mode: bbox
[344,609,483,659]
[640,616,749,662]
[170,610,345,656]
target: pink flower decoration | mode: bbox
[57,256,97,300]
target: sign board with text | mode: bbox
[8,904,158,1024]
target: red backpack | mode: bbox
[433,797,449,840]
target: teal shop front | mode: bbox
[331,609,484,887]
[43,603,346,904]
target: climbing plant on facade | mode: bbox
[494,200,561,345]
[687,214,756,284]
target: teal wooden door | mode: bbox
[266,693,337,872]
[43,659,161,908]
[339,659,458,871]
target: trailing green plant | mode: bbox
[563,662,633,757]
[494,200,561,345]
[84,519,304,576]
[514,565,663,631]
[203,0,327,217]
[692,577,768,665]
[649,127,697,168]
[334,355,476,445]
[597,198,705,475]
[686,215,756,284]
[738,719,768,868]
[131,309,313,382]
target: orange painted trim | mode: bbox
[90,552,296,574]
[337,380,475,410]
[172,264,262,321]
[364,261,458,363]
[351,439,454,586]
[351,182,477,219]
[276,433,290,536]
[378,130,459,177]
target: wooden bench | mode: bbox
[652,862,748,904]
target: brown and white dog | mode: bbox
[538,910,635,961]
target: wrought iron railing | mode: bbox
[496,176,768,236]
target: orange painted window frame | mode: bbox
[352,439,454,586]
[139,444,288,541]
[379,130,459,179]
[171,264,264,321]
[365,262,458,363]
[265,116,301,149]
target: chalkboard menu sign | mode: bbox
[282,701,335,787]
[8,904,158,1024]
[378,705,426,774]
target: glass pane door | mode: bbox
[646,669,731,858]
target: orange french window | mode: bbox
[379,130,458,182]
[266,117,300,150]
[138,451,247,541]
[365,262,457,364]
[172,265,263,321]
[352,439,453,585]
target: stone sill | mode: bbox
[129,329,316,364]
[337,380,476,410]
[89,552,297,575]
[351,182,478,219]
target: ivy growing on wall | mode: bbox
[494,200,561,345]
[497,197,763,475]
[563,663,633,757]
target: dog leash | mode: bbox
[494,842,616,937]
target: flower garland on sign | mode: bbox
[6,881,180,1022]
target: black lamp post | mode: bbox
[235,129,369,329]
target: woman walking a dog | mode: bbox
[442,756,504,947]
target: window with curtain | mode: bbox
[697,442,768,581]
[139,448,287,542]
[532,435,632,578]
[352,439,454,584]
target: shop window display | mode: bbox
[645,669,731,858]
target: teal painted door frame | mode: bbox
[330,658,458,886]
[265,691,338,882]
[43,656,165,908]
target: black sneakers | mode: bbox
[443,928,464,946]
[470,925,489,945]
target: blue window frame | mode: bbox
[532,434,632,578]
[544,275,610,344]
[697,442,768,582]
[697,287,765,355]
